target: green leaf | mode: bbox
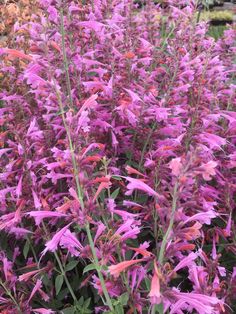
[111,188,120,200]
[87,71,98,77]
[55,274,64,295]
[83,263,96,274]
[62,307,75,314]
[77,296,84,305]
[65,260,79,272]
[111,175,122,181]
[118,292,129,306]
[23,240,30,259]
[145,277,151,290]
[83,297,91,308]
[98,189,105,202]
[114,304,124,314]
[153,303,164,314]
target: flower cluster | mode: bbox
[0,0,235,313]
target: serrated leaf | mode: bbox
[118,292,129,306]
[23,240,30,259]
[83,263,96,274]
[62,307,75,314]
[55,274,64,295]
[77,296,84,306]
[114,303,124,314]
[65,260,79,272]
[111,188,120,199]
[83,297,91,308]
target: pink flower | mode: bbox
[169,157,183,176]
[169,288,222,314]
[2,48,33,61]
[109,259,145,278]
[41,223,72,256]
[78,21,105,32]
[172,252,198,274]
[27,211,67,225]
[59,229,84,257]
[125,176,159,198]
[198,133,226,150]
[149,262,161,305]
[93,176,111,202]
[125,165,145,177]
[199,161,217,181]
[19,268,46,282]
[182,210,217,226]
[112,219,140,241]
[223,212,232,237]
[32,189,42,209]
[33,309,54,314]
[28,279,42,303]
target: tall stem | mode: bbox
[53,86,114,312]
[86,224,114,311]
[58,9,114,309]
[60,9,73,109]
[158,182,179,265]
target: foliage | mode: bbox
[200,10,234,22]
[208,24,228,39]
[0,0,235,313]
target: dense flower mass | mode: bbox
[0,0,235,313]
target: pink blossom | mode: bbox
[170,288,222,314]
[33,309,54,314]
[59,230,83,257]
[41,223,72,256]
[169,157,183,176]
[109,259,145,278]
[149,262,161,305]
[27,211,67,225]
[124,177,159,198]
[199,161,218,181]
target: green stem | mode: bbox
[57,11,114,309]
[138,123,156,172]
[54,251,77,302]
[86,224,114,311]
[53,85,114,312]
[0,279,23,314]
[196,0,202,24]
[54,86,84,206]
[158,182,179,265]
[134,123,156,201]
[60,9,73,109]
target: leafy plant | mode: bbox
[0,0,235,313]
